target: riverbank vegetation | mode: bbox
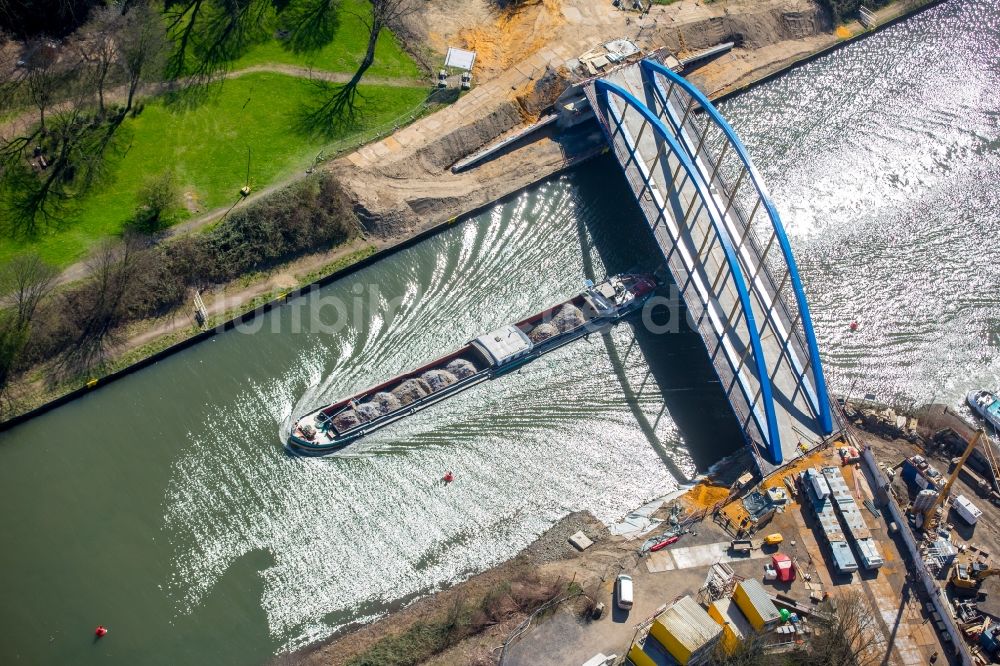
[0,172,358,420]
[298,558,573,666]
[0,0,428,266]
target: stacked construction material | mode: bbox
[821,466,884,570]
[801,468,859,575]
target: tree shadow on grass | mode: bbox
[160,78,228,111]
[277,0,341,54]
[294,79,367,139]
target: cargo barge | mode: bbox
[287,273,657,455]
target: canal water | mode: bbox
[1,1,997,663]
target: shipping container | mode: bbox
[954,494,983,525]
[733,579,781,631]
[708,598,755,655]
[649,595,722,665]
[821,466,881,571]
[830,541,859,573]
[801,469,860,574]
[626,644,658,666]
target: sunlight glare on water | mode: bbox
[162,177,685,653]
[720,0,1000,408]
[0,3,997,664]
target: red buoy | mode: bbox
[443,471,454,484]
[849,321,859,332]
[95,625,108,638]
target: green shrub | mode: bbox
[18,172,357,374]
[127,171,182,234]
[198,173,355,283]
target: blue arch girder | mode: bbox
[638,59,834,437]
[640,67,823,437]
[593,78,784,464]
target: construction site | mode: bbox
[494,398,997,665]
[296,397,1000,666]
[598,398,1000,666]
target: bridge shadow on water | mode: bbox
[569,155,746,476]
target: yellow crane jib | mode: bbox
[924,427,985,527]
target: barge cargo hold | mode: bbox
[287,273,656,456]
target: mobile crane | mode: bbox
[922,428,985,531]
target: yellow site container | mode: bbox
[708,597,755,655]
[627,644,657,666]
[734,579,781,631]
[648,596,722,665]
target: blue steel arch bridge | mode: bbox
[584,57,842,473]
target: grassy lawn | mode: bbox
[232,0,423,79]
[1,73,429,268]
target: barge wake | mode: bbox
[287,274,656,455]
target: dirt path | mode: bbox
[1,64,426,138]
[54,171,312,286]
[228,64,425,87]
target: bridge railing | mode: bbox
[639,60,834,437]
[592,78,784,463]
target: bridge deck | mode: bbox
[585,61,840,473]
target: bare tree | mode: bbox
[57,236,141,376]
[711,632,773,666]
[794,592,884,666]
[0,254,56,416]
[119,1,166,112]
[302,0,414,130]
[22,40,62,132]
[76,6,121,117]
[2,254,57,324]
[1,99,125,237]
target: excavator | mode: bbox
[950,559,1000,594]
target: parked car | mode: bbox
[615,573,633,610]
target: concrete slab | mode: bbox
[645,541,769,573]
[568,531,594,551]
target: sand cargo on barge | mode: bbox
[287,273,656,455]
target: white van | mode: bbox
[616,574,633,610]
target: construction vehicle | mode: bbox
[950,560,1000,593]
[923,428,986,531]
